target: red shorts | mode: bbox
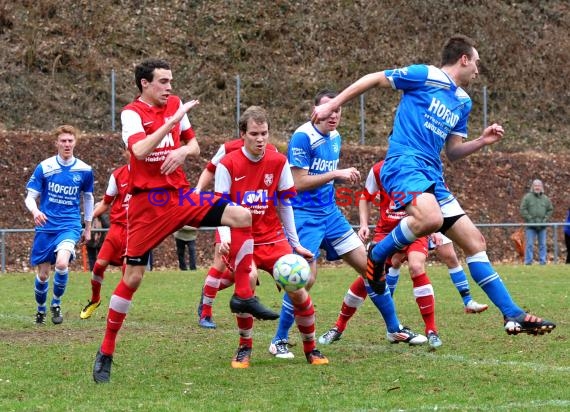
[127,189,219,256]
[97,224,127,266]
[373,232,429,258]
[253,239,292,276]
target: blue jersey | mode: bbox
[26,156,94,232]
[287,121,341,215]
[384,64,472,171]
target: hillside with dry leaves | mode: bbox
[0,1,569,151]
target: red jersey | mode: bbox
[206,139,278,173]
[121,95,195,192]
[363,161,407,236]
[215,148,296,245]
[102,164,130,226]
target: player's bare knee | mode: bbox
[54,263,69,272]
[464,235,487,256]
[37,267,50,281]
[288,288,308,305]
[305,276,316,291]
[408,261,425,276]
[222,205,251,227]
[123,267,144,289]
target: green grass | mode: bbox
[1,264,568,411]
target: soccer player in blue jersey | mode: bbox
[25,125,95,325]
[312,34,555,336]
[269,90,426,359]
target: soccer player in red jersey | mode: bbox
[80,148,131,320]
[93,59,276,383]
[195,138,278,329]
[215,106,328,368]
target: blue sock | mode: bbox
[448,266,471,306]
[273,293,295,342]
[34,275,48,313]
[364,280,401,333]
[386,267,400,297]
[51,268,68,307]
[466,252,524,318]
[371,218,416,264]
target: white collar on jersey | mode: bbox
[56,154,76,166]
[241,147,264,162]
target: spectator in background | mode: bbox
[86,212,110,271]
[564,207,570,265]
[174,226,198,270]
[520,179,553,265]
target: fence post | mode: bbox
[553,224,558,263]
[236,74,241,138]
[111,69,116,132]
[483,85,487,130]
[1,230,5,273]
[360,94,365,145]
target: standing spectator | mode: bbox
[85,212,110,271]
[25,125,94,325]
[520,179,553,265]
[174,225,198,270]
[92,58,276,384]
[564,207,570,265]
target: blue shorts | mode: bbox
[30,229,81,266]
[381,155,453,209]
[294,207,362,261]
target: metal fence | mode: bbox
[2,223,568,273]
[107,69,568,151]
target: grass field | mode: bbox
[0,264,568,411]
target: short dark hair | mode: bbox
[239,106,269,133]
[134,58,171,92]
[441,35,476,66]
[314,89,338,106]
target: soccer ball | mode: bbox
[273,254,311,292]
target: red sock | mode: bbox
[218,269,234,291]
[91,262,106,303]
[229,227,253,299]
[412,273,437,334]
[293,296,316,354]
[236,314,254,347]
[100,278,136,356]
[336,276,367,332]
[202,267,223,318]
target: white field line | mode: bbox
[393,399,570,411]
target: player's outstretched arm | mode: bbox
[445,123,504,162]
[311,72,389,122]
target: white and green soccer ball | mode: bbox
[273,254,311,292]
